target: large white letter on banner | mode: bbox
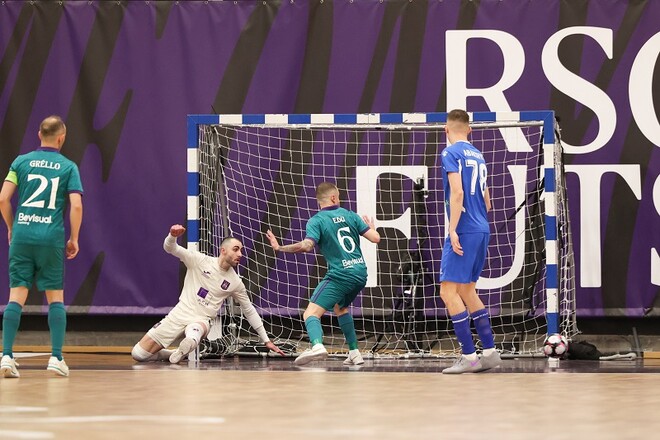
[652,175,660,286]
[542,27,615,154]
[477,165,528,290]
[355,166,428,287]
[445,30,531,152]
[565,165,641,287]
[630,31,660,147]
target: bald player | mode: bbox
[266,182,380,366]
[0,115,83,378]
[132,224,284,363]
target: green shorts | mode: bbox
[8,243,65,290]
[309,275,366,311]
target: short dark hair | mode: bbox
[221,236,241,248]
[316,182,338,201]
[447,109,470,125]
[39,115,66,138]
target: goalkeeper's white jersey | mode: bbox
[163,234,269,342]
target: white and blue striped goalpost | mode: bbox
[186,111,576,357]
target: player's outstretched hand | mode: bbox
[265,229,280,251]
[66,239,79,259]
[265,341,285,356]
[362,215,376,230]
[170,224,186,237]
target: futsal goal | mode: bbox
[186,111,577,358]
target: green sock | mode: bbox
[338,313,358,350]
[304,316,323,346]
[2,301,23,358]
[48,302,67,361]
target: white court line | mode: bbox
[0,430,54,439]
[0,415,225,424]
[0,407,48,413]
[13,353,50,359]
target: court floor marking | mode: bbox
[0,429,54,439]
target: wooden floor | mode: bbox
[1,352,659,439]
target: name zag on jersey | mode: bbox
[17,213,52,225]
[462,149,484,160]
[342,256,364,268]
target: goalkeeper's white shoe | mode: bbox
[294,344,328,366]
[1,355,20,378]
[47,356,70,377]
[343,349,364,366]
[169,338,198,364]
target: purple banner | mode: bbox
[0,0,658,317]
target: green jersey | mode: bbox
[6,147,83,247]
[305,205,370,282]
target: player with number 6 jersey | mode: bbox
[266,182,381,366]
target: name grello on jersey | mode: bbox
[17,212,53,225]
[29,159,61,170]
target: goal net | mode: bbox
[187,112,577,358]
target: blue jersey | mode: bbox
[5,147,83,247]
[440,140,489,234]
[305,205,370,282]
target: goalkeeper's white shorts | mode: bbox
[147,304,211,348]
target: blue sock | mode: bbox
[471,309,495,350]
[304,316,323,346]
[337,313,358,350]
[48,302,67,361]
[2,301,23,358]
[451,310,475,355]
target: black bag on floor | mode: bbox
[567,340,602,360]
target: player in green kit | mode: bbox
[0,115,83,378]
[266,182,380,366]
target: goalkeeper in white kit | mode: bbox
[132,224,285,363]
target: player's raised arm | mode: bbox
[163,224,197,266]
[266,229,314,253]
[361,215,381,244]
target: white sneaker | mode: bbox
[294,344,328,366]
[169,337,198,364]
[442,355,482,374]
[477,351,502,372]
[1,355,20,378]
[343,349,364,366]
[47,356,69,377]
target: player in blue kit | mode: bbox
[439,109,502,374]
[0,115,83,378]
[266,182,380,366]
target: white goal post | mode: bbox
[186,111,577,357]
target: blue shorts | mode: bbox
[309,275,366,311]
[439,232,489,284]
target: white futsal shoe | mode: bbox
[1,355,20,378]
[47,356,70,377]
[169,337,197,364]
[294,344,328,366]
[477,351,502,372]
[442,355,483,374]
[343,349,365,366]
